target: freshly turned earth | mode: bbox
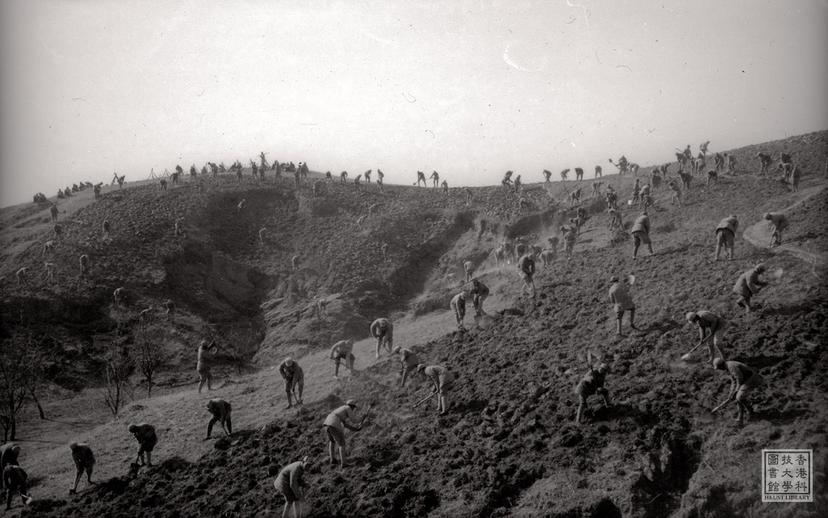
[1,131,826,517]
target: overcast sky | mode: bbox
[1,0,826,206]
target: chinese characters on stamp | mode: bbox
[762,449,813,502]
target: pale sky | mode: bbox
[1,0,826,206]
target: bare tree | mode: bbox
[0,338,40,441]
[103,352,133,416]
[131,326,167,397]
[23,337,48,420]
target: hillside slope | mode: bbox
[14,132,828,517]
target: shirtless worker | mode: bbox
[128,423,158,466]
[450,292,467,330]
[330,339,355,378]
[685,311,728,365]
[279,358,304,409]
[370,318,393,359]
[0,443,20,491]
[430,170,440,187]
[416,364,454,415]
[196,340,218,394]
[712,358,763,425]
[323,400,364,468]
[274,456,309,518]
[630,211,653,259]
[3,464,32,510]
[470,278,489,316]
[575,359,610,424]
[69,442,95,494]
[714,215,738,261]
[394,346,422,388]
[608,276,637,335]
[205,398,232,439]
[764,212,788,247]
[517,252,536,298]
[733,264,768,313]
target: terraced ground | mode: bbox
[1,131,826,517]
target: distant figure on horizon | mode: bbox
[501,170,513,189]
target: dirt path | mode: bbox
[13,179,651,504]
[16,284,517,502]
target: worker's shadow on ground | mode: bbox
[634,318,682,336]
[759,300,817,317]
[757,406,809,426]
[585,402,641,425]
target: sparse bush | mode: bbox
[103,352,133,416]
[0,335,46,440]
[131,325,169,397]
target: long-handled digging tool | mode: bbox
[711,398,732,414]
[413,390,437,409]
[680,335,712,362]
